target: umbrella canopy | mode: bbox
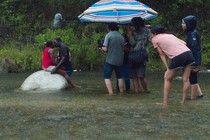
[78,0,158,24]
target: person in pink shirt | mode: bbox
[151,26,195,105]
[42,40,75,88]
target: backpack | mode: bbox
[128,28,148,66]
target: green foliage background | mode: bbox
[0,0,209,72]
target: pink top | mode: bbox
[42,47,54,69]
[152,34,190,59]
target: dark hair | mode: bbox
[151,25,166,35]
[45,40,53,47]
[108,23,119,31]
[54,37,62,42]
[131,17,145,27]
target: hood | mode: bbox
[182,15,197,33]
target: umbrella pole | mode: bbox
[116,10,119,23]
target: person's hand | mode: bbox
[164,69,169,78]
[51,67,57,74]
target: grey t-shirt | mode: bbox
[103,31,125,66]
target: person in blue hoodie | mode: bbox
[182,15,204,100]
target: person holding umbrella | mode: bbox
[101,23,125,95]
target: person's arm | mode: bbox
[56,56,66,69]
[48,49,56,65]
[147,29,153,42]
[156,46,169,70]
[188,31,200,53]
[51,56,66,74]
[51,46,68,73]
[126,25,135,46]
[101,33,109,52]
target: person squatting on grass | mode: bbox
[151,26,195,105]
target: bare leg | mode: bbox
[191,84,203,99]
[118,78,124,94]
[104,79,113,95]
[140,78,149,92]
[197,84,203,96]
[56,69,75,88]
[191,84,198,99]
[133,77,139,94]
[182,66,191,104]
[164,70,176,105]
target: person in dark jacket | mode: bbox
[182,15,204,100]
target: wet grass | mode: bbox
[0,71,210,140]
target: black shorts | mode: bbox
[169,51,195,70]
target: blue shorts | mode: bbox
[169,51,195,70]
[66,69,73,77]
[103,62,123,79]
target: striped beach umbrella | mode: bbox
[78,0,158,24]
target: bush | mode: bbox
[202,42,210,69]
[0,25,209,73]
[0,44,42,72]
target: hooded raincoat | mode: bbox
[182,15,201,66]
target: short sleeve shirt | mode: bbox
[58,43,72,70]
[152,34,190,59]
[103,31,125,66]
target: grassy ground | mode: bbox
[0,71,210,140]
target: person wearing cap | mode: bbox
[182,15,204,100]
[101,23,125,95]
[151,25,195,105]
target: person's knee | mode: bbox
[164,76,172,82]
[165,71,175,81]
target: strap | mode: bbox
[141,28,147,48]
[133,28,148,51]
